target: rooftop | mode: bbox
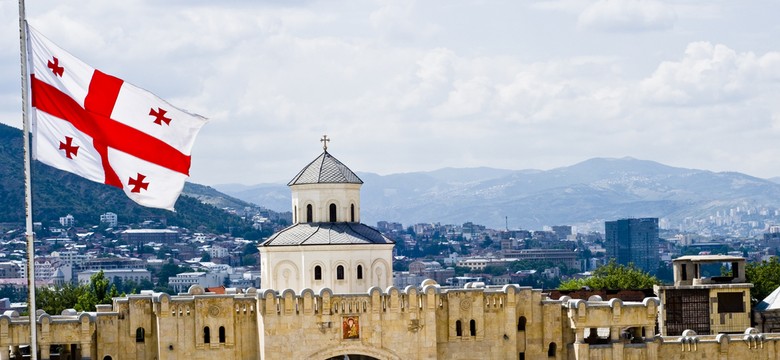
[287,151,363,186]
[260,222,393,246]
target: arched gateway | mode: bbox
[325,355,380,360]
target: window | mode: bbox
[219,326,226,343]
[204,326,211,344]
[519,353,525,360]
[517,316,526,331]
[294,206,297,223]
[350,204,355,222]
[337,265,345,280]
[455,320,462,336]
[135,327,145,343]
[314,266,322,280]
[103,357,113,360]
[718,292,745,313]
[329,204,337,222]
[306,204,313,222]
[469,319,476,336]
[547,342,556,358]
[681,264,687,281]
[356,265,363,280]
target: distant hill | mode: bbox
[0,123,247,232]
[217,157,780,231]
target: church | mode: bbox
[1,139,779,359]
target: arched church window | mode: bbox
[219,326,226,343]
[518,316,526,331]
[455,320,462,336]
[337,265,345,280]
[356,265,363,280]
[470,319,476,336]
[306,204,313,222]
[135,327,145,343]
[204,326,211,344]
[314,266,322,280]
[548,342,556,357]
[350,204,355,222]
[329,203,337,222]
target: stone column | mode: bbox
[39,344,50,360]
[610,326,624,360]
[80,342,91,360]
[575,328,585,344]
[0,345,9,360]
[643,326,654,342]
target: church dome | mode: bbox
[288,151,363,186]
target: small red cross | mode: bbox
[58,136,79,159]
[150,107,171,126]
[48,57,64,77]
[128,173,149,193]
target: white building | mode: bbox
[51,250,92,267]
[169,272,224,293]
[59,214,75,228]
[77,268,151,285]
[259,139,394,294]
[100,212,118,227]
[208,246,229,259]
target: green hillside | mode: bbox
[0,122,247,232]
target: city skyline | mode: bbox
[1,1,779,186]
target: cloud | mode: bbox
[640,42,780,106]
[578,0,677,32]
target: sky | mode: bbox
[1,0,779,186]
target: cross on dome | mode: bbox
[320,135,330,151]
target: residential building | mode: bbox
[100,212,118,227]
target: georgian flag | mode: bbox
[27,24,207,210]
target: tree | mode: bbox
[75,271,118,311]
[37,284,85,315]
[745,257,780,303]
[200,252,212,262]
[558,260,660,290]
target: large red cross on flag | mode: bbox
[26,25,207,211]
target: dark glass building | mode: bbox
[604,218,659,274]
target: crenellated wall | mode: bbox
[4,282,780,359]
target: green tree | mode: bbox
[745,257,780,303]
[75,271,118,311]
[558,260,660,290]
[36,284,84,315]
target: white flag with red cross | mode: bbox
[26,24,207,211]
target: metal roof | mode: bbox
[673,255,744,263]
[287,151,363,186]
[260,222,394,246]
[756,285,780,312]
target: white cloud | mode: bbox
[578,0,677,32]
[640,42,780,106]
[3,0,780,185]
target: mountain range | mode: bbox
[5,118,779,233]
[214,157,780,231]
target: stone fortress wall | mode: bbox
[1,281,779,359]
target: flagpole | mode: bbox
[18,0,39,359]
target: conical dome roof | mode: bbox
[287,151,363,186]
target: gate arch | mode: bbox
[308,343,402,360]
